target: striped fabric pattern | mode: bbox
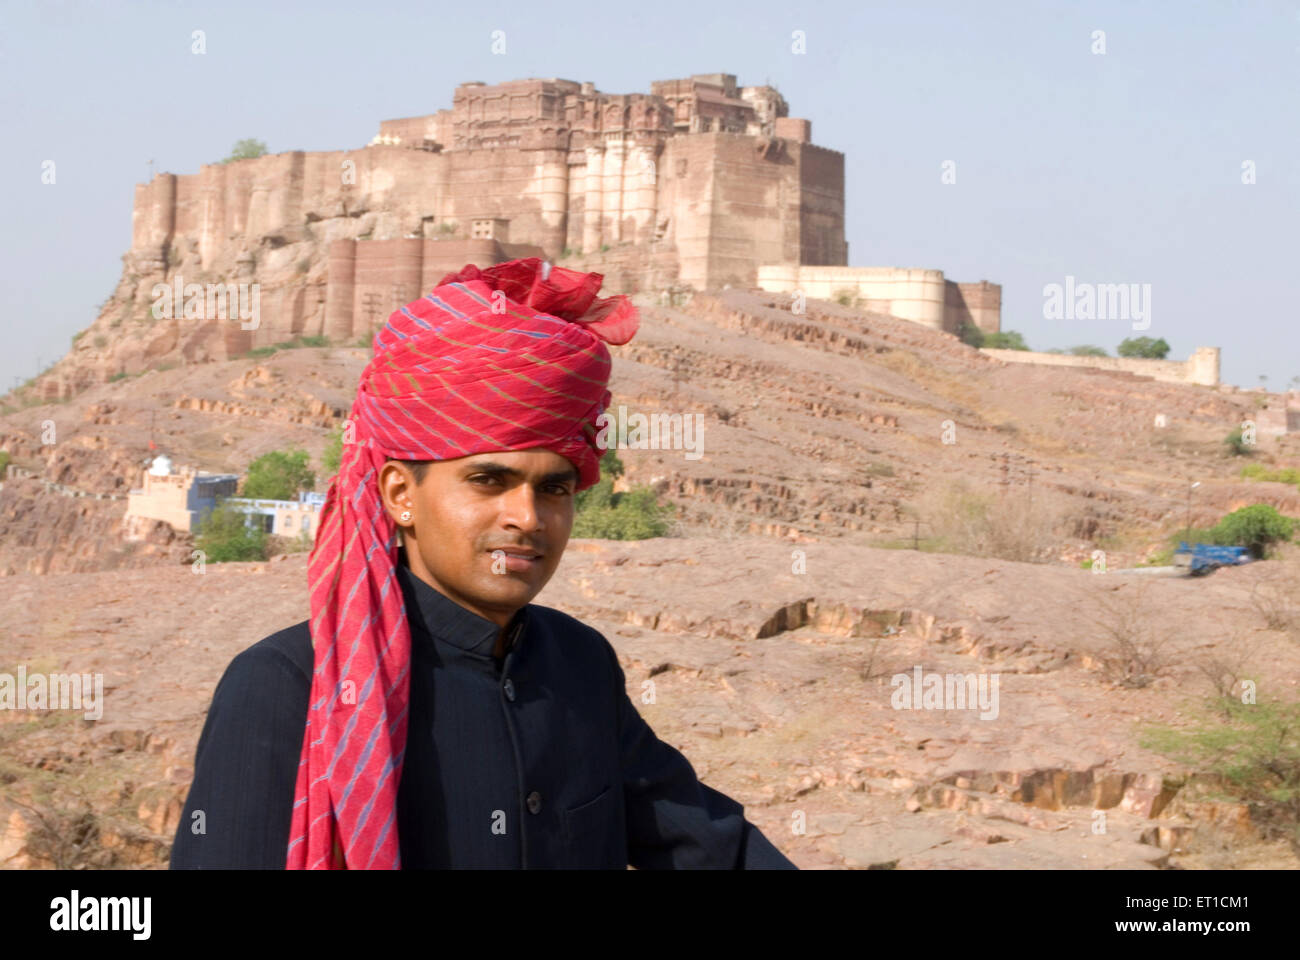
[286,258,639,869]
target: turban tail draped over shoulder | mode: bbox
[287,258,639,869]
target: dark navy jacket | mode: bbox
[170,559,795,869]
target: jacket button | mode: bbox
[503,678,516,701]
[526,791,542,815]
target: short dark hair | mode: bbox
[394,459,434,485]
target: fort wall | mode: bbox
[981,345,1221,387]
[756,265,1000,334]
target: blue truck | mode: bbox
[1173,542,1253,576]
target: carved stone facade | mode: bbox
[129,73,845,314]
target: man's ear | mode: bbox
[378,460,417,525]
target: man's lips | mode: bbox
[487,547,544,572]
[487,546,543,558]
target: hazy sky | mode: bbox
[3,0,1296,391]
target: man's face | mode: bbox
[378,448,578,628]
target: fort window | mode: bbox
[470,218,510,240]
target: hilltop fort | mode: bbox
[37,72,1004,400]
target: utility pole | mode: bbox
[1185,480,1200,542]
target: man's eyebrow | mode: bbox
[461,461,579,486]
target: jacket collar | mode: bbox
[395,550,527,657]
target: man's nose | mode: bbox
[500,483,543,531]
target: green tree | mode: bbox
[321,424,345,477]
[222,138,267,163]
[194,501,268,562]
[572,449,674,540]
[1211,504,1295,558]
[982,330,1030,351]
[243,449,314,500]
[1117,336,1171,359]
[958,321,985,348]
[1068,344,1109,357]
[574,448,625,516]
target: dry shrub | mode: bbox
[921,478,1066,563]
[713,510,758,542]
[1081,582,1176,688]
[3,787,109,869]
[1191,636,1263,712]
[859,626,907,681]
[1249,543,1300,641]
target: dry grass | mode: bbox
[871,350,984,411]
[917,478,1068,564]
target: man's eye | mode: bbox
[469,476,570,495]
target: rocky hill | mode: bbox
[3,288,1297,575]
[3,537,1298,869]
[3,288,1300,869]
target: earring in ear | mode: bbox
[399,510,412,524]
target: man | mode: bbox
[170,257,795,870]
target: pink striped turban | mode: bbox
[287,258,639,869]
